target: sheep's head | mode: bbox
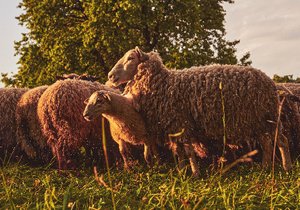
[83,91,112,121]
[108,46,149,87]
[56,73,80,80]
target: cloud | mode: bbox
[224,0,300,78]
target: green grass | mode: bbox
[1,161,300,209]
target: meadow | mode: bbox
[1,158,300,209]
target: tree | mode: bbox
[8,0,251,87]
[273,74,300,83]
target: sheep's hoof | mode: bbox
[192,170,200,178]
[283,163,292,172]
[124,164,132,172]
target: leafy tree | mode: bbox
[8,0,251,87]
[273,74,300,83]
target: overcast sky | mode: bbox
[224,0,300,78]
[0,0,300,87]
[0,0,22,85]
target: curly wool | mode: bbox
[0,88,28,158]
[279,83,300,111]
[16,86,52,163]
[125,52,279,149]
[37,80,119,170]
[280,83,300,96]
[102,92,149,146]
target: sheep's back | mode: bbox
[130,62,279,145]
[0,88,28,155]
[16,86,51,161]
[37,80,103,149]
[279,83,300,97]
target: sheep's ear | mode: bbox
[56,75,64,80]
[103,93,112,102]
[84,98,89,105]
[135,46,149,62]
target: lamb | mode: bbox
[107,47,292,176]
[16,86,52,164]
[0,88,28,159]
[83,90,158,169]
[37,79,120,170]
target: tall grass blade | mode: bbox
[219,82,227,172]
[62,184,71,210]
[271,97,285,209]
[101,117,116,210]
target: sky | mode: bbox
[0,0,23,84]
[0,0,300,87]
[224,0,300,78]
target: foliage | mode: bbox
[273,74,300,83]
[0,73,19,87]
[7,0,251,87]
[1,162,300,209]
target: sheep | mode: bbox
[276,84,300,160]
[0,88,28,160]
[107,47,292,176]
[83,90,159,170]
[280,83,300,96]
[56,73,100,82]
[278,83,300,111]
[37,79,120,170]
[15,86,53,164]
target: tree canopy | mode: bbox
[2,0,251,87]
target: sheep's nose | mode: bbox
[83,111,91,121]
[108,71,114,80]
[108,73,119,83]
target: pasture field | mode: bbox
[1,159,300,209]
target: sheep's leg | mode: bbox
[41,147,53,164]
[18,121,37,159]
[53,144,66,171]
[55,140,78,171]
[90,142,102,167]
[277,134,292,171]
[144,144,152,166]
[184,143,199,177]
[84,144,93,167]
[259,134,273,168]
[144,143,160,166]
[151,143,160,164]
[118,140,131,171]
[175,143,186,170]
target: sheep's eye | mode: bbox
[127,56,134,61]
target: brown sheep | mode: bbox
[16,86,52,164]
[37,79,120,170]
[278,83,300,111]
[0,88,28,160]
[83,90,158,169]
[107,47,292,176]
[276,84,300,160]
[280,83,300,96]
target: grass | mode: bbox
[1,160,300,209]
